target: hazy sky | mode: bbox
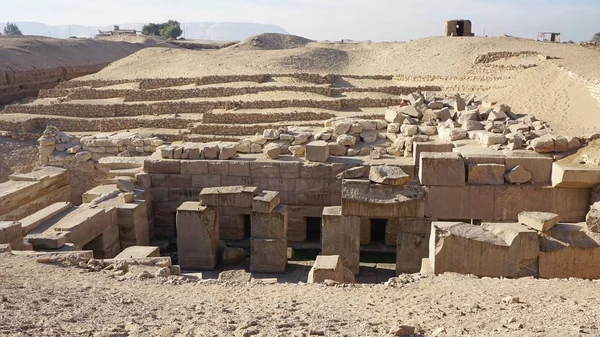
[1,0,598,42]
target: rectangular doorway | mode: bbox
[456,21,465,36]
[305,217,322,242]
[243,215,251,239]
[370,218,387,243]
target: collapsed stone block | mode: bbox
[307,255,345,284]
[551,162,600,188]
[305,141,330,162]
[368,165,409,186]
[250,238,287,273]
[429,221,539,278]
[419,152,465,186]
[539,223,600,279]
[199,186,258,208]
[505,165,532,184]
[518,211,559,232]
[0,221,26,250]
[114,245,160,259]
[587,207,600,233]
[467,163,505,185]
[341,180,426,218]
[321,206,360,275]
[252,191,280,213]
[176,202,219,270]
[251,204,288,239]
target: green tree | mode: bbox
[141,20,182,39]
[3,22,23,36]
[593,32,600,42]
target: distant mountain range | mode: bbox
[0,22,289,41]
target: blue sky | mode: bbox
[1,0,598,41]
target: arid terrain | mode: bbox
[1,254,600,336]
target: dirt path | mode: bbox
[1,254,599,336]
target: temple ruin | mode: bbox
[1,67,599,282]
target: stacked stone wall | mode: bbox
[202,111,335,124]
[473,51,538,64]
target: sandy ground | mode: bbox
[73,36,600,137]
[1,253,600,337]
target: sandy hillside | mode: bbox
[77,35,600,136]
[0,35,147,72]
[1,254,600,337]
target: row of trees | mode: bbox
[0,22,22,36]
[141,20,182,39]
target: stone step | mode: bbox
[108,167,143,178]
[18,202,73,235]
[189,121,324,136]
[97,156,146,173]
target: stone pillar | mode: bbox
[176,202,219,270]
[250,194,288,273]
[321,206,360,275]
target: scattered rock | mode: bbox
[505,165,532,184]
[369,165,409,186]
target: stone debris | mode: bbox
[368,165,409,186]
[307,255,346,284]
[505,165,532,184]
[518,211,560,232]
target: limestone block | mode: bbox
[368,165,409,186]
[176,202,219,270]
[199,186,258,208]
[430,221,539,278]
[341,180,426,218]
[305,141,329,162]
[360,130,378,143]
[468,164,505,185]
[587,208,600,233]
[143,159,180,174]
[250,238,287,273]
[412,141,454,166]
[18,202,72,234]
[505,165,532,184]
[479,132,507,146]
[307,255,344,283]
[219,144,237,160]
[263,143,281,160]
[551,162,600,188]
[251,204,288,239]
[252,191,281,213]
[0,221,25,249]
[505,152,552,184]
[337,166,368,179]
[114,246,160,259]
[530,134,555,153]
[419,152,466,186]
[396,231,430,274]
[439,128,467,142]
[203,144,220,159]
[328,142,346,156]
[321,206,360,275]
[400,105,422,119]
[337,134,356,147]
[539,223,600,279]
[518,211,559,232]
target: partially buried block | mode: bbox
[176,202,219,270]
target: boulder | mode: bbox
[307,255,345,284]
[333,121,352,135]
[263,143,281,160]
[289,145,306,157]
[218,143,237,160]
[369,165,409,186]
[337,134,357,147]
[586,207,600,233]
[385,109,406,124]
[530,135,555,153]
[387,123,401,134]
[263,129,280,140]
[360,130,378,144]
[505,165,532,184]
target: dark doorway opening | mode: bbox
[306,217,322,242]
[243,215,251,239]
[370,218,387,243]
[456,21,465,36]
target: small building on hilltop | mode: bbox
[95,25,137,38]
[446,20,474,37]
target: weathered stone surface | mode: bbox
[468,163,505,185]
[396,229,430,274]
[199,186,257,208]
[305,141,330,162]
[176,202,219,270]
[385,108,406,124]
[551,162,600,188]
[479,132,507,146]
[143,159,180,174]
[360,130,378,143]
[505,152,552,184]
[586,207,600,233]
[336,166,368,179]
[328,142,346,156]
[250,238,286,273]
[369,165,409,186]
[412,141,454,166]
[341,180,426,218]
[439,128,467,142]
[505,165,532,184]
[221,247,245,265]
[530,134,555,153]
[307,255,345,283]
[252,191,280,213]
[263,143,281,160]
[251,204,288,239]
[289,145,305,157]
[430,221,539,278]
[203,144,220,159]
[518,211,560,232]
[321,207,360,275]
[114,246,160,259]
[337,134,356,147]
[419,152,465,186]
[539,223,600,279]
[218,144,237,160]
[400,105,422,119]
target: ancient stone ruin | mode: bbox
[1,70,599,283]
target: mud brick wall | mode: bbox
[201,111,336,124]
[473,51,538,64]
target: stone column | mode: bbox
[176,202,219,270]
[321,206,360,275]
[250,192,288,273]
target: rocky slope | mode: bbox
[0,36,145,105]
